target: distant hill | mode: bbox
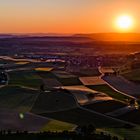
[0,34,91,42]
[1,33,140,42]
[0,34,16,39]
[74,33,140,42]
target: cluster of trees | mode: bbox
[0,125,125,140]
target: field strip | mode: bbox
[98,66,136,99]
[106,106,136,117]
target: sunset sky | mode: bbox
[0,0,140,33]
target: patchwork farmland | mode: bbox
[0,57,140,140]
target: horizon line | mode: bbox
[1,32,140,35]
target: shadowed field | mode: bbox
[39,107,126,128]
[122,69,140,83]
[8,70,43,89]
[103,75,140,98]
[0,86,39,112]
[31,90,78,114]
[84,100,126,114]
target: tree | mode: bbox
[40,84,45,92]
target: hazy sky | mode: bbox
[0,0,140,33]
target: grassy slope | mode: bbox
[104,127,140,140]
[41,120,76,132]
[8,70,43,89]
[31,90,77,114]
[37,71,82,86]
[0,86,39,112]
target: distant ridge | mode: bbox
[74,33,140,42]
[1,33,140,42]
[0,34,16,39]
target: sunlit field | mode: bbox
[35,67,53,72]
[15,62,29,65]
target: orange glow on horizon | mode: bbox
[0,0,139,33]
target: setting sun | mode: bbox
[116,15,134,31]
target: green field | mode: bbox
[0,86,39,112]
[52,70,76,78]
[122,69,140,83]
[31,90,77,114]
[57,77,82,86]
[37,71,57,79]
[72,68,100,77]
[87,85,131,102]
[37,71,82,86]
[42,120,76,132]
[8,70,43,89]
[104,127,140,140]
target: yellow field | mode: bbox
[35,67,53,72]
[15,62,29,65]
[41,120,76,132]
[79,76,105,85]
